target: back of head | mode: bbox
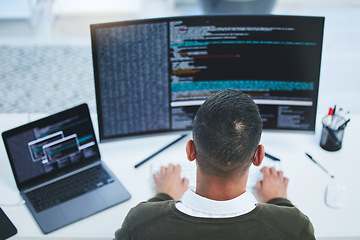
[193,89,262,176]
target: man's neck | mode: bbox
[195,168,249,201]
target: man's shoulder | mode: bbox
[256,198,307,218]
[134,199,175,213]
[255,199,315,239]
[115,200,177,239]
[124,199,176,227]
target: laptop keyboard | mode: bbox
[25,165,114,213]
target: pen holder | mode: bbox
[320,115,346,151]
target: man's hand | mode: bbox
[256,167,289,203]
[153,164,189,200]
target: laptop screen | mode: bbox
[2,104,100,188]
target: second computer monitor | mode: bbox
[91,15,324,142]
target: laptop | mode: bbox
[2,103,131,234]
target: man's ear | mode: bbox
[186,140,196,162]
[252,144,265,166]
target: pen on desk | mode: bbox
[305,153,334,178]
[265,152,281,161]
[134,134,187,168]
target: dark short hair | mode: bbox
[193,89,262,176]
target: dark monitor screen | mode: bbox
[90,15,324,142]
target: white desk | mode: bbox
[1,113,359,240]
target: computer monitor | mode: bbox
[90,15,324,142]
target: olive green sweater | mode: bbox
[115,193,315,240]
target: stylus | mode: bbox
[305,153,334,178]
[265,152,281,161]
[134,134,188,168]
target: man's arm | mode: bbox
[153,163,189,201]
[115,165,187,240]
[256,167,315,239]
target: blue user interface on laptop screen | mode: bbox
[3,104,99,185]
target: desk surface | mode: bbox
[1,113,359,239]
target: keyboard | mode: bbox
[25,165,113,213]
[151,158,281,190]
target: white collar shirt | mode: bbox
[175,189,258,218]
